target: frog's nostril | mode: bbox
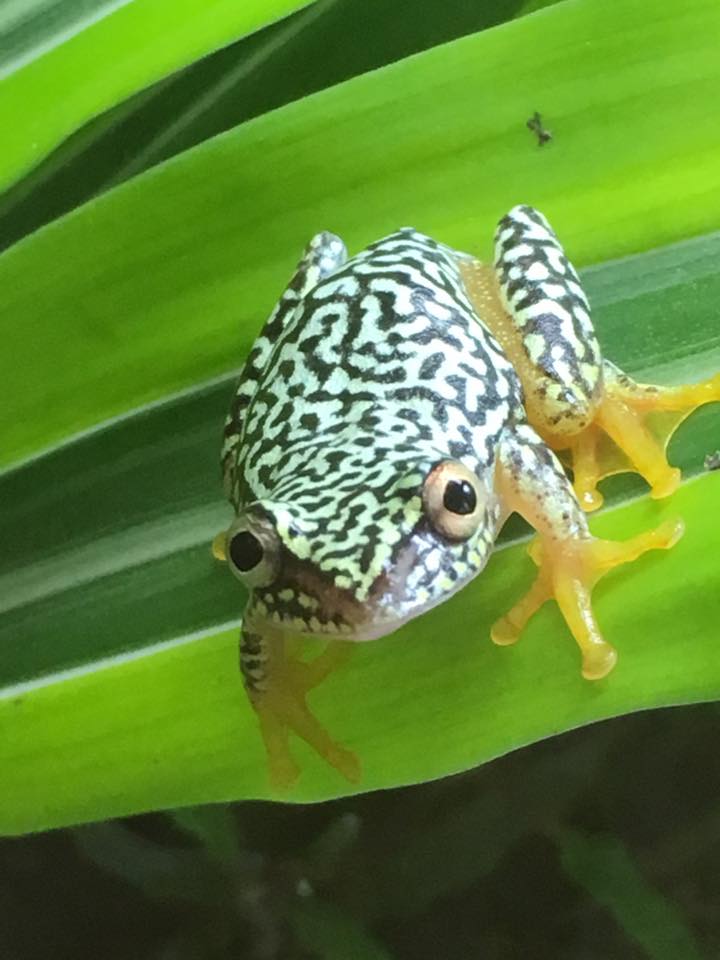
[229,531,264,572]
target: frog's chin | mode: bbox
[342,605,436,641]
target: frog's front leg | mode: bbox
[241,625,360,789]
[491,424,683,678]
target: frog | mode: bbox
[215,205,719,788]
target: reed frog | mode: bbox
[216,206,719,787]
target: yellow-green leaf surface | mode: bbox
[2,228,719,835]
[2,476,719,836]
[0,0,526,251]
[2,0,720,467]
[2,0,720,835]
[0,0,313,192]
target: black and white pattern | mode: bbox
[224,228,525,635]
[494,205,602,421]
[221,232,348,498]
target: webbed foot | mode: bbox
[563,367,720,512]
[243,630,360,789]
[491,518,684,678]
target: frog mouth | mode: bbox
[251,528,485,641]
[249,552,416,640]
[310,541,479,642]
[252,557,374,637]
[350,527,489,640]
[346,576,476,641]
[274,536,424,639]
[253,564,477,642]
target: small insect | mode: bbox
[216,206,719,787]
[704,451,720,471]
[527,111,552,146]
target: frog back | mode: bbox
[229,229,523,508]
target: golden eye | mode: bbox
[423,460,484,541]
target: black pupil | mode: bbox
[229,531,264,572]
[443,479,477,515]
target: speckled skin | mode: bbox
[493,206,603,436]
[222,207,595,692]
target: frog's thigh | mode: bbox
[240,627,360,789]
[473,205,603,438]
[491,424,683,678]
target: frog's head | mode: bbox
[218,449,501,640]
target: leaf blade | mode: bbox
[2,232,719,687]
[0,0,314,191]
[2,473,719,835]
[2,0,720,466]
[2,0,720,837]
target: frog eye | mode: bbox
[423,460,484,541]
[226,519,279,587]
[229,531,264,571]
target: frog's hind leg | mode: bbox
[222,232,348,499]
[461,205,604,440]
[572,360,720,508]
[491,424,683,679]
[240,626,360,789]
[460,205,720,510]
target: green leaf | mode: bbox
[2,471,719,834]
[0,0,314,192]
[0,0,526,251]
[2,230,719,833]
[2,0,720,836]
[558,830,705,960]
[2,231,718,683]
[2,0,720,468]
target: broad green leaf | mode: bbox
[2,0,720,468]
[0,0,313,192]
[2,476,719,835]
[0,0,526,251]
[2,232,719,684]
[1,230,719,835]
